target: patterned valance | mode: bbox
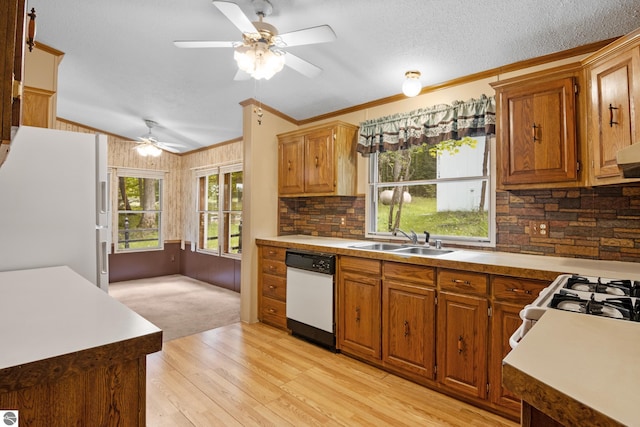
[357,95,496,155]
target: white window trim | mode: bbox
[114,168,165,253]
[364,136,496,248]
[194,163,243,259]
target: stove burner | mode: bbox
[565,275,639,297]
[549,292,635,321]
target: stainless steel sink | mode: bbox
[349,242,455,257]
[349,243,403,251]
[394,246,454,256]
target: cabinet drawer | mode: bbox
[492,276,548,304]
[438,269,488,295]
[340,256,381,274]
[261,297,287,330]
[262,258,286,277]
[383,262,435,286]
[262,246,286,261]
[262,273,286,301]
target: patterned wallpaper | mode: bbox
[278,184,640,263]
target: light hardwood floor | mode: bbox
[146,322,518,426]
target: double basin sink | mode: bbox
[348,242,454,257]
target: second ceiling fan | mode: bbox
[174,0,336,80]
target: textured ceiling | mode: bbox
[30,0,640,152]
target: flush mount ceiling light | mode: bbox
[402,71,422,97]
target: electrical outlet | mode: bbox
[530,220,549,237]
[340,217,346,226]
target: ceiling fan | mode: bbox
[173,0,336,80]
[134,119,185,156]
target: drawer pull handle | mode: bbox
[404,320,410,337]
[355,306,360,323]
[532,123,539,142]
[269,265,276,270]
[315,156,319,167]
[609,103,619,127]
[268,285,275,289]
[458,335,464,354]
[508,288,531,294]
[268,308,276,313]
[452,279,471,286]
[287,160,292,171]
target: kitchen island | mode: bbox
[0,266,162,426]
[502,309,634,426]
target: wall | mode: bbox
[263,53,639,264]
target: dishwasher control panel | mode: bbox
[285,250,336,275]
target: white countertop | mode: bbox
[258,235,640,280]
[0,266,161,370]
[503,309,639,426]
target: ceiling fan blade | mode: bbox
[278,25,336,47]
[155,143,182,154]
[213,1,258,35]
[174,40,236,48]
[284,52,322,78]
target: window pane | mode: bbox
[199,212,219,251]
[226,171,243,211]
[377,147,437,183]
[207,175,219,211]
[117,212,160,250]
[369,137,490,242]
[118,177,160,211]
[223,212,242,254]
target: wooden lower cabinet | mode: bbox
[489,301,525,413]
[382,262,436,380]
[436,291,489,400]
[337,256,381,361]
[258,245,288,330]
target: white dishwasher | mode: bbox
[285,249,336,351]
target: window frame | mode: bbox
[365,136,496,248]
[114,168,165,253]
[194,163,243,259]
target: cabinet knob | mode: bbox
[268,285,275,289]
[314,156,319,167]
[268,308,276,313]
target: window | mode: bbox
[367,136,494,245]
[196,164,243,258]
[116,169,164,251]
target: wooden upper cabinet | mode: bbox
[1,0,27,166]
[491,65,581,189]
[278,121,358,196]
[583,28,640,185]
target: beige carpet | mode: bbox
[109,274,241,342]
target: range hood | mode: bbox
[616,143,640,178]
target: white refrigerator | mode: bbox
[0,126,109,290]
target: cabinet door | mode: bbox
[304,127,334,193]
[278,135,305,194]
[437,291,488,399]
[489,302,522,415]
[382,280,436,379]
[589,47,640,179]
[339,270,381,360]
[498,77,577,185]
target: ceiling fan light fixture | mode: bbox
[402,70,422,97]
[234,42,285,80]
[136,143,162,157]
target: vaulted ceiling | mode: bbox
[31,0,640,152]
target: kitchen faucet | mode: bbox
[394,228,418,245]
